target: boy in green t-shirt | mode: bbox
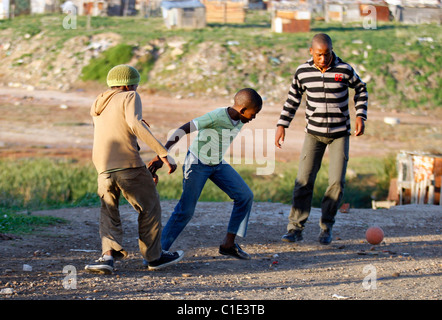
[149,88,262,259]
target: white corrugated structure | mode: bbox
[161,0,206,28]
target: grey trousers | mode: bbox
[287,133,349,232]
[97,166,162,262]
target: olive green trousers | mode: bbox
[287,133,349,232]
[97,166,162,262]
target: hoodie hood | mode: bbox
[90,89,123,116]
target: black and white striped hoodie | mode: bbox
[277,53,368,138]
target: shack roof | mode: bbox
[161,0,205,10]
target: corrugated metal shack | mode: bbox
[325,0,391,23]
[271,0,311,33]
[202,0,245,23]
[81,0,106,15]
[1,0,33,18]
[391,151,442,205]
[325,0,362,22]
[387,0,441,24]
[161,0,206,29]
[360,1,391,21]
[107,0,137,15]
[68,0,136,16]
[0,0,10,18]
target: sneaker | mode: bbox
[84,257,114,275]
[319,229,332,245]
[145,250,184,271]
[219,243,251,260]
[281,229,303,242]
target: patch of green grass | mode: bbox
[136,52,156,84]
[0,12,42,36]
[249,73,259,85]
[80,43,134,83]
[0,155,395,233]
[156,155,395,208]
[0,212,66,234]
[0,158,99,213]
[0,155,394,216]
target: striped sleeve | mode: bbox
[277,68,305,128]
[349,68,368,120]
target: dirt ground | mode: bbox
[0,86,441,302]
[1,86,441,163]
[0,202,440,302]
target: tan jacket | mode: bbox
[90,89,168,174]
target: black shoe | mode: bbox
[219,243,251,260]
[146,250,184,271]
[281,229,303,242]
[319,229,332,245]
[84,257,114,275]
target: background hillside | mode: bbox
[0,11,440,110]
[0,11,441,214]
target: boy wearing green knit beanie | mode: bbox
[85,65,184,274]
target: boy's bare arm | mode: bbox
[165,121,196,150]
[148,121,197,174]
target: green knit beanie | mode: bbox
[106,65,140,87]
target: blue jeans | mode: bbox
[161,152,254,251]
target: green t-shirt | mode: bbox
[190,107,244,165]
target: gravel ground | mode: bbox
[0,202,440,305]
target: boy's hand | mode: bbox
[152,172,159,185]
[354,117,365,136]
[160,155,177,174]
[147,155,163,175]
[275,126,286,149]
[147,155,177,181]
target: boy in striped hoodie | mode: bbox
[276,33,368,245]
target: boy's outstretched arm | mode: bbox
[148,121,197,174]
[165,121,196,150]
